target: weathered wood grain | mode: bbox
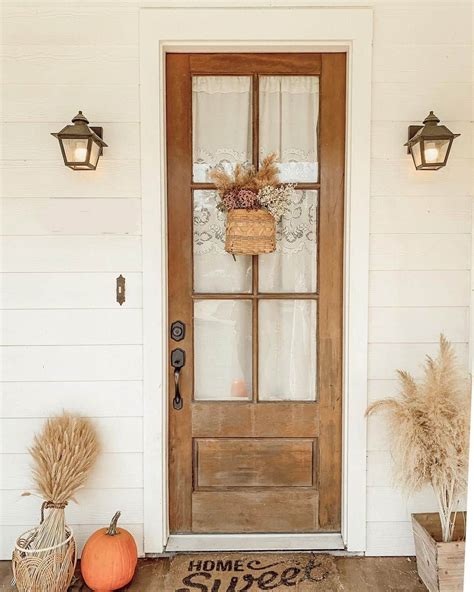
[167,52,344,535]
[167,53,194,533]
[195,439,315,488]
[192,403,320,438]
[317,52,345,531]
[192,490,319,533]
[412,513,466,592]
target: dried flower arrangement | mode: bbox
[211,153,294,222]
[366,335,470,543]
[258,184,294,222]
[210,153,295,255]
[13,414,100,592]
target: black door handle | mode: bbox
[171,348,185,410]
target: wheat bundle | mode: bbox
[28,414,100,549]
[367,335,470,542]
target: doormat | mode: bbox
[168,553,342,591]
[2,553,427,592]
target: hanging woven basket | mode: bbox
[225,209,276,255]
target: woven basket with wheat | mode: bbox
[210,153,294,256]
[12,414,99,592]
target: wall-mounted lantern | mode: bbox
[51,111,107,171]
[405,111,460,171]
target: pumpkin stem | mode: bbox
[106,511,121,536]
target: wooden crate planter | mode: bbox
[412,513,466,592]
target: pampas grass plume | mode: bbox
[209,153,280,197]
[366,335,470,542]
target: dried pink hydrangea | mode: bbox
[221,188,259,211]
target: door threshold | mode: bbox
[166,533,345,552]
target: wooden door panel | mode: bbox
[189,53,322,75]
[192,403,319,438]
[318,53,346,530]
[167,52,345,535]
[192,490,319,533]
[194,438,315,488]
[167,53,193,533]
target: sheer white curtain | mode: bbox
[194,300,252,401]
[193,76,252,182]
[259,76,319,183]
[192,75,319,183]
[192,75,319,401]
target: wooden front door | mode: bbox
[167,53,345,535]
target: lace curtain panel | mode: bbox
[259,76,319,183]
[192,76,253,182]
[192,75,319,182]
[192,75,319,401]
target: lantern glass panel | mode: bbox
[63,138,89,164]
[89,140,101,168]
[411,141,423,168]
[422,138,450,165]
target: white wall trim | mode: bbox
[139,4,372,554]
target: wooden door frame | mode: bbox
[139,4,373,555]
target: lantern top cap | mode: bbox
[423,111,440,126]
[71,110,90,125]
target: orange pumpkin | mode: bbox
[81,511,138,592]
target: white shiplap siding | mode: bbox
[0,1,144,558]
[1,0,472,558]
[367,0,472,555]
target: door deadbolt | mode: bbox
[171,320,185,342]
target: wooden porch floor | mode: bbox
[1,553,427,591]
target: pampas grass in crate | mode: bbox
[367,335,469,591]
[12,414,99,592]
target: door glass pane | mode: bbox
[259,76,319,183]
[192,76,252,182]
[194,300,252,400]
[259,300,317,401]
[259,190,318,293]
[193,190,252,293]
